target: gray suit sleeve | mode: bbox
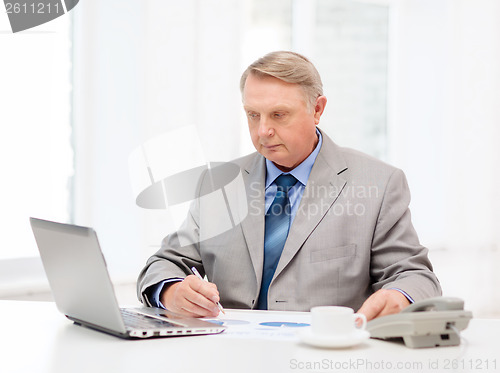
[369,168,442,301]
[136,160,247,306]
[136,200,203,305]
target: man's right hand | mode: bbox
[160,275,221,317]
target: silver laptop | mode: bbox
[30,217,225,339]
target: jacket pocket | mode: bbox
[310,244,356,263]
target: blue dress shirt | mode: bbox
[264,129,323,224]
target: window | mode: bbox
[242,0,389,159]
[0,14,73,260]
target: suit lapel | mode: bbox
[239,154,266,289]
[274,132,348,278]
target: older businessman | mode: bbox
[137,51,441,320]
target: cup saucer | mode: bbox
[298,328,370,348]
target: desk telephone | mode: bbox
[366,297,473,348]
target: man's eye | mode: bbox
[247,112,260,119]
[274,113,285,119]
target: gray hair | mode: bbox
[240,51,324,108]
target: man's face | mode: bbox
[242,73,326,172]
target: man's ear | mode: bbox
[313,96,327,124]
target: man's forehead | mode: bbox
[243,103,294,112]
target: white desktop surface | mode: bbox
[1,300,498,373]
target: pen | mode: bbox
[191,266,225,314]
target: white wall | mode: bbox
[72,0,146,280]
[388,0,500,251]
[387,0,500,316]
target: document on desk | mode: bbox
[202,309,311,341]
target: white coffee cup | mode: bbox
[310,306,367,336]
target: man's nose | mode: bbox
[258,117,273,137]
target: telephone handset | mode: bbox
[366,297,473,348]
[402,296,465,312]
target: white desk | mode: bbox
[1,300,498,373]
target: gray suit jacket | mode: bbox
[137,129,441,311]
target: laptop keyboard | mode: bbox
[120,309,178,329]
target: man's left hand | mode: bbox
[357,289,410,321]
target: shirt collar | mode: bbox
[265,128,323,188]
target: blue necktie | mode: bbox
[257,174,298,309]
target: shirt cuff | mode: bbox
[144,278,183,309]
[389,288,415,303]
